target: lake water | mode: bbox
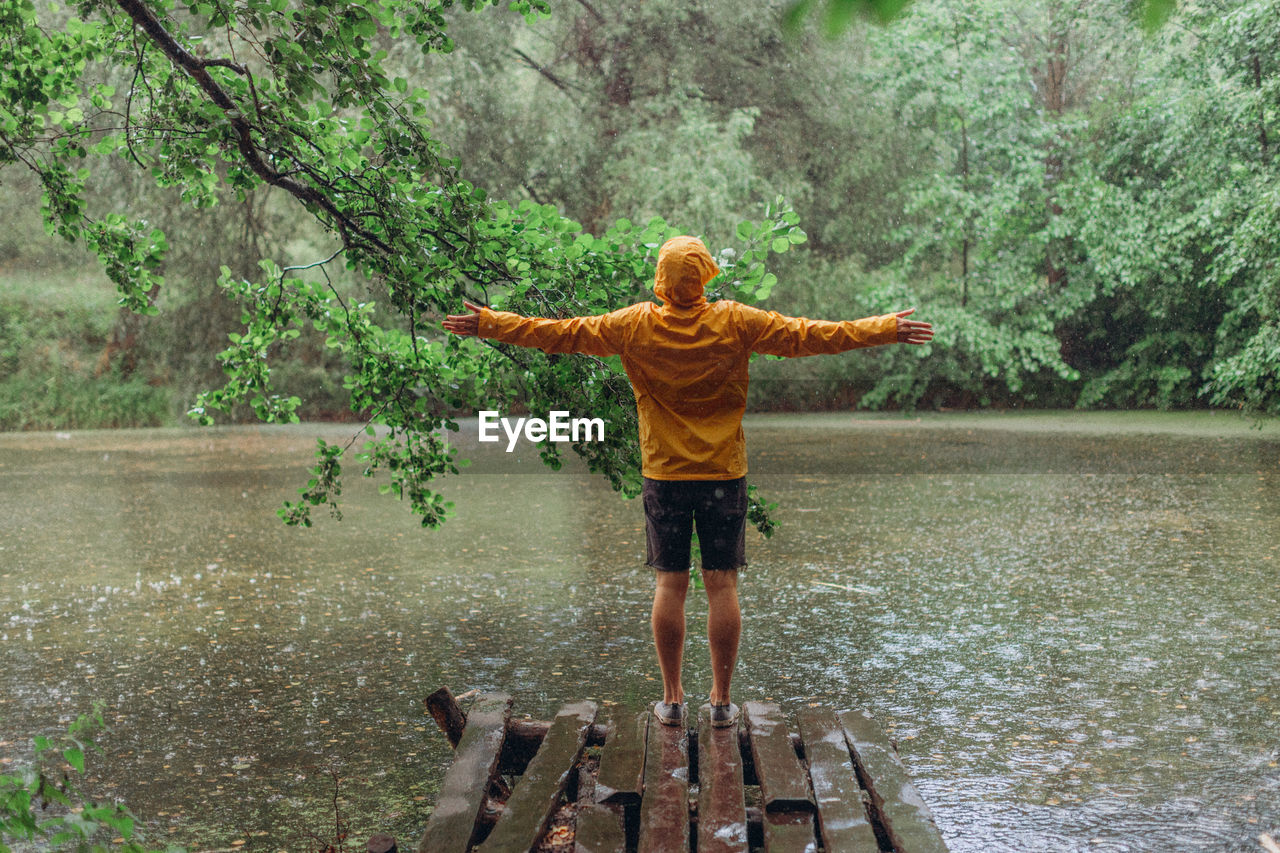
[1,413,1277,852]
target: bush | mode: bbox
[0,286,173,430]
[0,705,179,852]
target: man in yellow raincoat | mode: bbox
[444,235,933,728]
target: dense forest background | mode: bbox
[2,0,1278,430]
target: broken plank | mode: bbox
[594,708,649,806]
[698,706,749,853]
[744,702,813,814]
[838,709,949,853]
[476,700,598,853]
[424,686,469,748]
[637,712,689,853]
[574,803,626,853]
[416,693,512,853]
[795,708,879,853]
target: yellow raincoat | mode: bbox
[477,236,899,480]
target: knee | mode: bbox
[701,570,739,598]
[655,571,691,598]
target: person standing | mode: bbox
[443,235,933,728]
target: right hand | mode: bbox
[893,308,933,345]
[442,300,485,336]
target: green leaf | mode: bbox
[867,0,912,23]
[1140,0,1176,32]
[782,0,814,33]
[63,746,85,774]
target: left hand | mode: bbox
[442,300,485,336]
[893,308,933,345]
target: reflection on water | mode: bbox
[0,413,1277,851]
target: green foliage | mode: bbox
[855,274,1078,409]
[784,0,914,32]
[1058,0,1280,413]
[0,705,178,852]
[746,484,779,539]
[782,0,1179,34]
[0,288,172,429]
[3,0,1278,536]
[0,0,817,531]
[603,98,782,251]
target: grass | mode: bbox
[0,266,120,311]
[0,267,175,431]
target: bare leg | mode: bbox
[702,569,740,706]
[651,571,690,705]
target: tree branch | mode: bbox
[112,0,393,255]
[512,47,582,102]
[574,0,606,24]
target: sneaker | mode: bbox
[654,700,685,727]
[709,702,739,728]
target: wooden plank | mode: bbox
[636,710,689,853]
[762,812,817,853]
[574,803,626,853]
[839,709,949,853]
[424,686,469,748]
[795,708,880,853]
[697,706,749,853]
[416,693,512,853]
[743,701,813,814]
[594,708,649,806]
[477,700,598,853]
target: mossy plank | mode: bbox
[762,812,818,852]
[838,709,948,853]
[637,713,689,853]
[416,693,512,853]
[743,701,813,814]
[698,707,748,853]
[594,708,649,806]
[795,708,880,853]
[574,803,626,853]
[477,700,597,853]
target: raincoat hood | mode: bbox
[653,236,720,309]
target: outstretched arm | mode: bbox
[746,305,933,357]
[442,300,626,356]
[894,308,934,345]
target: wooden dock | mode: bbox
[417,687,948,853]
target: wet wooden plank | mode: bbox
[795,708,880,853]
[743,701,813,814]
[424,686,469,748]
[697,706,749,853]
[838,709,949,853]
[416,693,512,853]
[574,803,626,853]
[594,708,649,806]
[762,812,817,853]
[476,700,598,853]
[636,712,689,853]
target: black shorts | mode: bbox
[642,477,747,573]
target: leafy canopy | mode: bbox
[0,0,803,530]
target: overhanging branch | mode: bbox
[111,0,393,255]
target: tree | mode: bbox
[783,0,1178,34]
[1059,0,1280,412]
[0,0,802,528]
